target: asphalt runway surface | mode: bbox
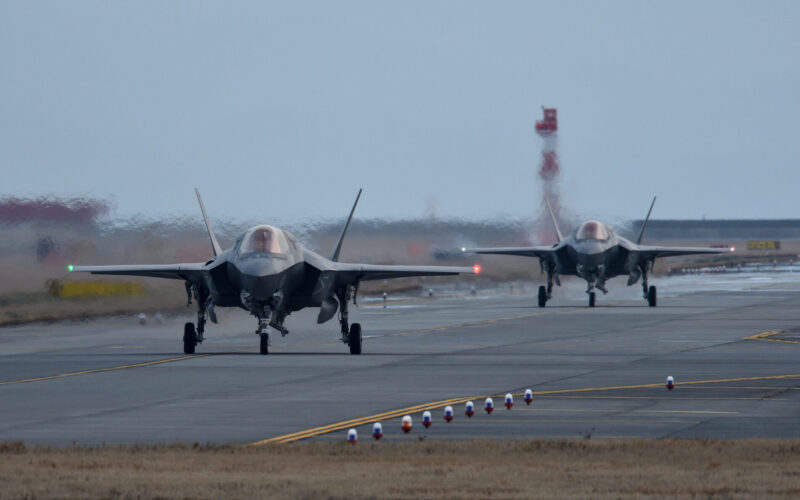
[2,275,800,445]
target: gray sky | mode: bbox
[2,1,799,223]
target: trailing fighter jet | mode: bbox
[70,189,476,355]
[464,198,727,308]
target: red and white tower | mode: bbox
[534,107,562,243]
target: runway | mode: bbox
[2,275,800,445]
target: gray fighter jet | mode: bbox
[465,198,727,308]
[71,189,475,355]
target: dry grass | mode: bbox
[2,439,800,499]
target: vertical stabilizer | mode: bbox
[636,196,657,244]
[544,198,564,243]
[195,188,223,257]
[329,189,362,262]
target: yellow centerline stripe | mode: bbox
[0,353,216,386]
[745,330,800,345]
[251,373,800,445]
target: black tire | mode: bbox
[588,292,596,308]
[349,323,362,355]
[647,286,657,307]
[183,322,196,354]
[259,334,269,355]
[538,286,547,307]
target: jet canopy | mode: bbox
[240,225,291,254]
[576,220,609,241]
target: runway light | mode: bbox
[422,411,432,428]
[473,264,482,274]
[67,264,74,272]
[401,415,413,433]
[347,428,357,444]
[465,401,475,418]
[485,397,494,414]
[372,422,383,440]
[524,389,533,405]
[666,375,675,391]
[443,405,454,422]
[504,393,514,409]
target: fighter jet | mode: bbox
[465,198,727,307]
[70,189,476,355]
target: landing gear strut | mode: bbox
[538,262,557,308]
[255,305,270,355]
[337,287,363,355]
[182,284,209,354]
[642,264,657,307]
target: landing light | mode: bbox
[461,247,466,252]
[730,246,736,252]
[473,264,482,274]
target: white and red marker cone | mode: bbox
[465,401,475,418]
[485,397,494,414]
[347,428,357,444]
[666,375,675,391]
[443,405,454,423]
[422,410,432,428]
[524,389,533,405]
[504,393,514,409]
[372,422,383,440]
[401,415,413,433]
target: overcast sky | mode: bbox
[2,1,798,224]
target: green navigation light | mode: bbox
[67,264,74,272]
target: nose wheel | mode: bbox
[259,333,270,355]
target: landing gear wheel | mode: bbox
[647,286,657,307]
[259,334,269,355]
[349,323,362,355]
[538,286,547,308]
[588,292,596,308]
[183,322,196,354]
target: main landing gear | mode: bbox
[337,287,363,355]
[537,263,557,308]
[183,284,210,354]
[641,266,657,307]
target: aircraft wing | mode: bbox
[331,262,475,282]
[463,246,557,259]
[629,245,730,259]
[70,263,206,281]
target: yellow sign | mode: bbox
[747,240,780,250]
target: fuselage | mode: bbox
[200,225,331,312]
[553,220,635,282]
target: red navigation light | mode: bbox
[473,264,482,274]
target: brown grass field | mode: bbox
[2,439,800,499]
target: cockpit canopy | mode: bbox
[576,220,610,240]
[240,225,291,254]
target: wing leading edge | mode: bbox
[630,245,730,259]
[70,263,206,281]
[463,246,558,259]
[331,262,476,282]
